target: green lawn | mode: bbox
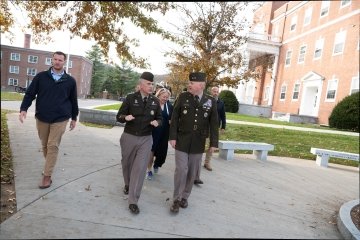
[1,92,24,101]
[222,123,359,167]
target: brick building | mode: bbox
[1,34,93,98]
[225,1,359,125]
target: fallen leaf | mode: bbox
[85,185,91,191]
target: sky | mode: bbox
[1,2,255,75]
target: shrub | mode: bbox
[328,92,359,132]
[219,90,239,113]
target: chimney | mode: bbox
[24,34,31,49]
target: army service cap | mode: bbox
[140,72,154,82]
[189,72,206,82]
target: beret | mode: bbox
[140,72,154,82]
[189,72,206,82]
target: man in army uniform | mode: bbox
[116,71,162,214]
[168,72,219,213]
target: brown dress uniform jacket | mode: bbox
[116,91,162,136]
[169,91,219,154]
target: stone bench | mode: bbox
[310,147,359,167]
[218,141,274,161]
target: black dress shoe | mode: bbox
[129,204,140,214]
[194,179,203,185]
[170,200,180,213]
[123,185,129,195]
[179,198,188,208]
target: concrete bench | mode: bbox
[218,141,274,161]
[310,147,359,167]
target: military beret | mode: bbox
[189,72,206,82]
[140,72,154,82]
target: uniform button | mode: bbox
[196,109,198,111]
[195,114,197,116]
[195,120,197,122]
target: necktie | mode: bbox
[195,95,200,102]
[143,96,147,105]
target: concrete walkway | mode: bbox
[0,106,358,238]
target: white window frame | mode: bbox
[285,50,292,66]
[290,15,297,32]
[314,38,324,60]
[10,53,20,61]
[9,65,19,74]
[280,85,287,101]
[8,78,18,86]
[340,0,351,8]
[320,1,330,18]
[333,30,346,55]
[298,45,307,63]
[325,78,338,102]
[28,55,38,63]
[27,68,37,76]
[304,7,312,26]
[264,86,270,101]
[350,76,359,95]
[45,57,52,65]
[67,60,73,69]
[292,83,300,100]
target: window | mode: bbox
[8,78,18,86]
[326,79,338,101]
[333,30,346,55]
[350,76,359,94]
[314,38,324,59]
[320,1,330,17]
[340,0,351,8]
[28,55,38,63]
[304,7,312,26]
[290,15,297,31]
[298,45,307,63]
[10,53,20,61]
[292,83,300,100]
[45,57,52,65]
[264,86,270,100]
[27,68,37,76]
[280,85,287,100]
[9,65,19,74]
[66,60,73,68]
[285,50,292,66]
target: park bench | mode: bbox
[218,140,274,161]
[310,147,359,167]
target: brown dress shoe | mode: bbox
[204,164,212,171]
[170,200,180,213]
[179,198,188,208]
[39,176,52,189]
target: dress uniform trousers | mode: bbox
[120,132,152,205]
[173,150,202,201]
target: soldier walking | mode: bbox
[168,72,219,213]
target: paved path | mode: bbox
[0,106,358,238]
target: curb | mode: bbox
[337,199,360,240]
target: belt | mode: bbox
[193,125,197,130]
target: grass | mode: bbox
[0,110,16,183]
[94,103,121,110]
[222,123,359,167]
[1,92,24,101]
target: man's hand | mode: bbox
[19,111,27,123]
[169,140,176,149]
[150,120,159,127]
[220,128,225,134]
[69,120,76,131]
[209,147,217,153]
[125,115,135,121]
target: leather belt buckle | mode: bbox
[193,125,197,130]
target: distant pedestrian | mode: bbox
[18,51,79,189]
[116,71,162,214]
[194,86,226,184]
[146,87,173,180]
[168,72,219,213]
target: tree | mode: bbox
[1,1,176,68]
[165,2,261,91]
[85,45,106,97]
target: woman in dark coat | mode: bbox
[146,87,173,179]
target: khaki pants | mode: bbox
[36,118,68,176]
[195,138,211,180]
